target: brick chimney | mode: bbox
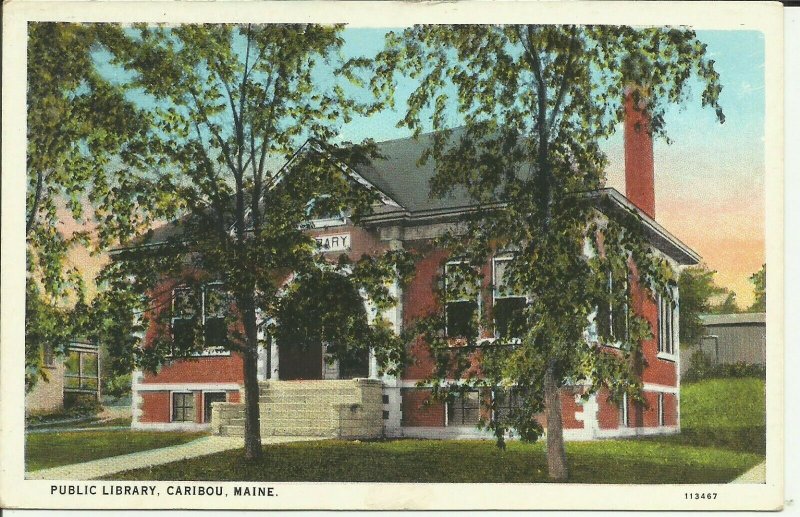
[624,87,655,219]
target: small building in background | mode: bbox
[25,341,101,416]
[681,313,766,376]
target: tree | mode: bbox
[678,265,732,345]
[713,292,740,314]
[376,25,723,480]
[25,23,150,391]
[95,24,409,460]
[748,264,766,312]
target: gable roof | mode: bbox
[348,131,476,214]
[112,131,700,266]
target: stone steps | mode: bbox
[213,379,384,439]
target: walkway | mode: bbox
[731,461,766,483]
[27,435,317,480]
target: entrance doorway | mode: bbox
[203,391,227,423]
[278,342,323,380]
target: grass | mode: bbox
[647,377,766,454]
[26,430,204,471]
[106,437,762,483]
[106,377,765,483]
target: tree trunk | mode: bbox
[544,360,568,481]
[241,298,263,460]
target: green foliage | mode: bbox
[25,283,72,392]
[748,264,766,312]
[678,266,733,344]
[683,350,765,383]
[374,24,723,458]
[83,24,407,457]
[26,23,152,390]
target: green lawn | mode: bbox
[647,377,766,454]
[26,430,204,471]
[107,437,762,483]
[106,377,766,483]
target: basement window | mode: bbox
[172,392,195,423]
[446,390,481,427]
[444,261,480,339]
[492,388,524,422]
[658,392,665,426]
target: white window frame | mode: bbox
[619,392,629,428]
[491,256,528,341]
[657,392,665,427]
[201,282,230,356]
[444,260,481,339]
[597,272,629,349]
[657,287,677,361]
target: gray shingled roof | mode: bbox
[352,131,475,214]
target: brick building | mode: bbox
[119,104,697,439]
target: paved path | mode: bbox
[27,426,130,434]
[731,461,766,483]
[27,435,317,480]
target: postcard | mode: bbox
[0,0,784,511]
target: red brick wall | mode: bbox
[140,391,171,423]
[402,243,449,380]
[642,390,658,427]
[596,390,619,430]
[142,271,247,385]
[401,388,445,427]
[664,392,678,426]
[228,390,241,403]
[143,356,244,384]
[632,280,677,387]
[561,389,584,430]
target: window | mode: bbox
[619,393,629,428]
[493,388,524,422]
[172,392,195,422]
[657,392,665,426]
[171,287,197,352]
[492,257,527,339]
[203,391,227,423]
[444,261,480,338]
[658,291,675,356]
[447,390,481,427]
[64,345,99,392]
[597,272,629,343]
[171,284,229,355]
[203,284,228,350]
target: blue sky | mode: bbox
[334,28,766,305]
[95,27,766,304]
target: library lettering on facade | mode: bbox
[117,109,696,440]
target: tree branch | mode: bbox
[26,169,45,236]
[546,26,580,135]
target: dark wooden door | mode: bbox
[278,342,323,380]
